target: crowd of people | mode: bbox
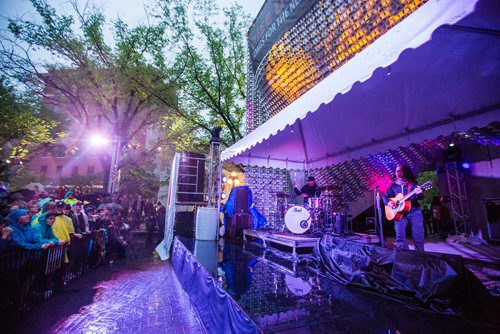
[0,186,166,260]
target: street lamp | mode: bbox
[89,133,121,194]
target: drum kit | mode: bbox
[268,185,349,235]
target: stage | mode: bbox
[242,229,380,262]
[172,233,500,334]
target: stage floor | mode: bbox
[177,237,498,333]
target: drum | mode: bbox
[307,197,321,209]
[285,206,311,234]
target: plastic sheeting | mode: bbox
[220,186,267,230]
[312,234,500,325]
[172,237,260,334]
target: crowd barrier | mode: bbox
[0,231,107,313]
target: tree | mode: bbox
[153,0,250,147]
[0,77,63,184]
[0,0,177,190]
[0,0,251,190]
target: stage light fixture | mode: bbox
[461,162,470,170]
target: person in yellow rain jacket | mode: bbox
[63,191,78,205]
[33,201,71,243]
[52,201,71,243]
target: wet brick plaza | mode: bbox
[5,238,205,334]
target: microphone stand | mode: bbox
[374,186,385,247]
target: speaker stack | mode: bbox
[177,152,205,203]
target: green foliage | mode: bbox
[61,172,104,188]
[0,77,63,183]
[416,170,439,207]
[0,0,177,188]
[0,0,251,189]
[7,165,47,190]
[158,0,250,147]
[119,167,160,199]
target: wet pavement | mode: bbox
[179,237,500,334]
[9,239,205,334]
[6,234,499,334]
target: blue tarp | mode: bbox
[220,186,267,230]
[172,237,260,333]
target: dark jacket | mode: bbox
[294,184,320,203]
[383,180,424,208]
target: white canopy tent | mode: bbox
[222,0,500,170]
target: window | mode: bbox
[56,166,63,178]
[55,146,65,158]
[87,166,95,176]
[71,166,78,176]
[40,166,48,174]
[41,151,49,157]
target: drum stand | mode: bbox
[309,208,323,236]
[268,192,289,232]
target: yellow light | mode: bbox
[234,179,240,186]
[231,171,237,177]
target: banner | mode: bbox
[248,0,319,72]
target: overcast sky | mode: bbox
[0,0,265,27]
[0,0,266,65]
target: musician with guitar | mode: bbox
[383,164,427,252]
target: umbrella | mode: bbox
[10,189,36,201]
[25,182,45,191]
[104,203,123,211]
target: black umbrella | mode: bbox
[9,189,36,201]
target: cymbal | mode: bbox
[269,191,292,198]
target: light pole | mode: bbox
[107,136,121,194]
[90,133,121,195]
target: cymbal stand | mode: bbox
[341,184,350,234]
[374,186,385,247]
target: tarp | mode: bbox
[156,153,180,260]
[223,0,500,169]
[312,234,500,325]
[220,186,267,230]
[172,237,260,333]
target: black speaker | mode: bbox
[177,152,205,203]
[229,213,251,239]
[234,187,249,214]
[175,211,195,237]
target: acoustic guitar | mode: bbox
[385,180,432,221]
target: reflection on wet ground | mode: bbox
[179,237,499,334]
